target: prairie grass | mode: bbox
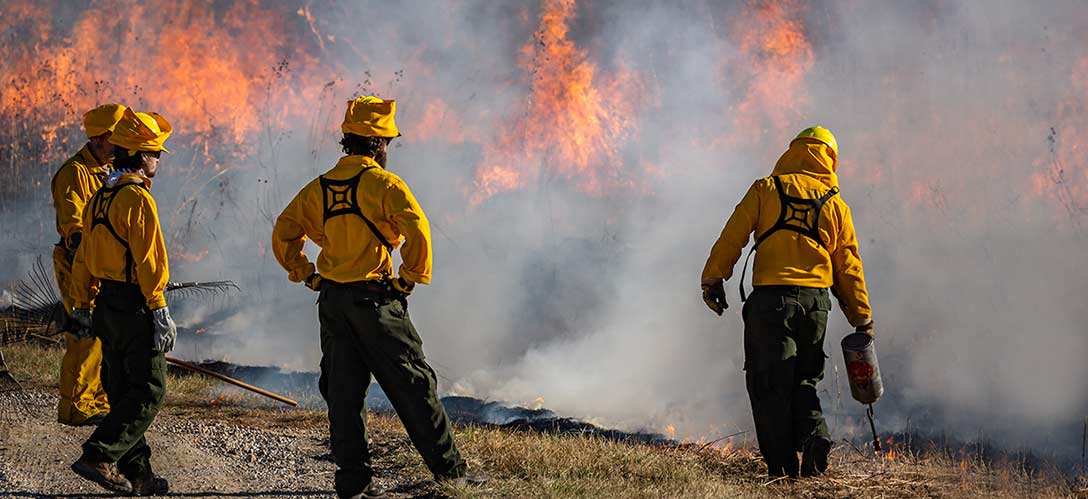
[3,341,1085,498]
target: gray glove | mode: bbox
[71,308,93,339]
[151,306,177,353]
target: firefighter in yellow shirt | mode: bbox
[51,103,125,426]
[273,96,487,499]
[68,108,174,496]
[701,127,874,478]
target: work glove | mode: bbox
[304,272,324,292]
[63,232,82,262]
[65,232,82,253]
[151,306,177,353]
[391,276,415,297]
[71,308,93,339]
[701,279,728,316]
[855,319,875,336]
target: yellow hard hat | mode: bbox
[342,95,400,138]
[108,108,173,155]
[82,103,127,139]
[791,126,837,157]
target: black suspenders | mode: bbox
[88,183,146,283]
[319,167,394,253]
[739,176,839,301]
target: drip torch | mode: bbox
[841,331,884,451]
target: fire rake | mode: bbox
[165,356,298,407]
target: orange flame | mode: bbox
[0,0,326,169]
[471,0,642,205]
[1030,55,1088,227]
[724,0,813,146]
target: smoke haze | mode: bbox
[2,0,1086,463]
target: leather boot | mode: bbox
[436,470,490,486]
[130,474,169,496]
[348,481,386,499]
[801,436,832,477]
[71,457,133,494]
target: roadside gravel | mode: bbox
[0,389,448,498]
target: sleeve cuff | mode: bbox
[851,318,873,328]
[288,263,316,283]
[398,267,430,285]
[146,295,167,310]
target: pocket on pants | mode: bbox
[373,301,425,361]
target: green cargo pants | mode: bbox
[317,283,465,498]
[81,281,166,481]
[742,285,831,476]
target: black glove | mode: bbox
[304,273,324,292]
[391,276,414,296]
[60,232,82,263]
[65,232,82,253]
[701,280,728,316]
[71,308,93,339]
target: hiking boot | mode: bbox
[71,457,133,494]
[348,482,386,499]
[436,470,490,486]
[801,436,832,477]
[130,474,169,496]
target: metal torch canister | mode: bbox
[840,332,884,404]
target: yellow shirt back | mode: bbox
[273,155,433,285]
[70,174,170,309]
[702,142,872,325]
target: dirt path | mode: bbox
[0,389,447,498]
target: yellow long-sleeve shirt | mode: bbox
[272,155,433,285]
[702,141,872,326]
[71,173,170,310]
[51,144,109,248]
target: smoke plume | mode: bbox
[2,0,1086,464]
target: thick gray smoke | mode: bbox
[3,1,1087,465]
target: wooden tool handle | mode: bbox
[165,355,298,407]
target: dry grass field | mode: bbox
[2,342,1085,499]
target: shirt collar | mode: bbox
[78,144,111,175]
[334,155,382,171]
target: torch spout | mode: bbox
[867,403,881,452]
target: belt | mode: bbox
[324,278,396,296]
[97,279,142,303]
[99,279,139,290]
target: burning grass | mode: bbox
[3,341,1085,498]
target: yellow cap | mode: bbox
[342,96,400,138]
[108,108,173,154]
[791,126,838,158]
[82,103,127,139]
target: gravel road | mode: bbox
[0,389,448,498]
